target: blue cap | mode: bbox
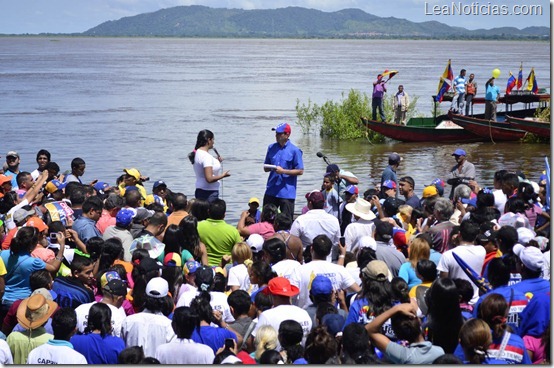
[271,123,291,134]
[452,148,466,156]
[382,180,397,189]
[461,197,477,207]
[321,314,346,337]
[153,180,167,190]
[310,275,333,296]
[116,208,135,227]
[51,179,67,190]
[344,185,359,195]
[125,185,139,193]
[94,181,110,193]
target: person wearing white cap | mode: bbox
[343,198,376,253]
[510,244,550,298]
[4,151,21,190]
[121,277,176,357]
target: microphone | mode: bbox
[316,152,326,158]
[213,147,222,159]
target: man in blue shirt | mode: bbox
[450,69,466,114]
[484,77,501,121]
[380,153,401,198]
[72,196,103,243]
[511,243,550,298]
[263,123,304,221]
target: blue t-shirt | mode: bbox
[72,216,102,243]
[453,331,531,364]
[70,333,125,364]
[510,278,550,299]
[518,291,550,338]
[398,262,421,290]
[191,325,237,354]
[485,84,500,101]
[264,140,304,200]
[453,76,466,94]
[0,251,45,303]
[323,188,339,218]
[472,285,529,334]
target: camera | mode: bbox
[49,233,58,244]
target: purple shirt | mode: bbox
[373,81,386,98]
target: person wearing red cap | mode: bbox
[251,277,312,349]
[263,122,304,221]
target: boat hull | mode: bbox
[449,113,527,142]
[360,117,485,143]
[506,116,551,138]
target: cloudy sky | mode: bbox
[0,0,550,34]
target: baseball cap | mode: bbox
[262,277,299,297]
[6,151,19,159]
[25,217,48,233]
[305,190,324,204]
[145,277,169,298]
[476,222,498,243]
[0,175,12,186]
[429,178,445,196]
[153,180,167,190]
[100,271,128,296]
[517,227,536,245]
[513,243,544,272]
[123,168,141,181]
[135,257,162,275]
[310,275,333,296]
[461,197,477,207]
[344,185,359,195]
[134,207,155,221]
[45,179,67,194]
[272,123,291,134]
[382,180,397,190]
[246,233,264,253]
[116,208,135,227]
[248,197,260,205]
[326,164,340,174]
[321,313,346,337]
[452,148,466,156]
[163,252,182,267]
[388,152,402,164]
[361,260,390,281]
[358,236,377,251]
[183,260,201,275]
[13,207,36,224]
[93,182,111,194]
[422,185,438,198]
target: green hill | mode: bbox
[83,5,550,39]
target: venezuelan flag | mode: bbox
[517,63,523,89]
[525,68,538,94]
[441,59,454,81]
[506,72,516,94]
[435,77,451,102]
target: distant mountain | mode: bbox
[83,6,550,40]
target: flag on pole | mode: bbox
[442,59,454,81]
[525,68,538,94]
[435,77,451,102]
[506,72,516,94]
[517,62,523,89]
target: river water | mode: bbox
[0,37,550,222]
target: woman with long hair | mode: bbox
[237,203,278,240]
[227,242,254,292]
[188,129,230,202]
[70,303,125,364]
[398,236,430,289]
[248,260,276,302]
[178,215,208,265]
[187,199,210,222]
[424,277,464,354]
[459,319,503,364]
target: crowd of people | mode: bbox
[0,141,549,365]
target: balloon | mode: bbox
[492,68,501,78]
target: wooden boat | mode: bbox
[506,115,550,138]
[449,112,527,142]
[360,116,484,143]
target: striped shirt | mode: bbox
[453,76,466,94]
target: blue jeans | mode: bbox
[372,97,385,121]
[195,188,219,203]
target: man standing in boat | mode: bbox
[484,77,500,121]
[393,85,410,125]
[372,74,387,122]
[450,69,466,114]
[464,73,477,115]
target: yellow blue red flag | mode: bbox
[517,62,523,89]
[525,68,538,94]
[435,77,451,102]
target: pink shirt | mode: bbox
[247,222,275,240]
[31,247,55,263]
[523,335,546,364]
[96,210,116,234]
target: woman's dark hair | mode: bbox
[162,265,183,303]
[250,260,276,286]
[10,226,39,254]
[190,291,213,324]
[505,197,526,214]
[425,277,464,354]
[416,259,437,282]
[478,293,510,340]
[212,350,239,364]
[144,294,174,316]
[470,207,501,225]
[278,320,304,364]
[213,270,227,293]
[260,350,283,364]
[260,204,278,224]
[391,312,421,343]
[315,302,337,325]
[131,258,161,312]
[96,238,124,277]
[390,277,410,304]
[188,200,210,222]
[459,318,492,364]
[356,247,377,270]
[188,129,214,164]
[341,323,378,364]
[273,213,292,231]
[487,258,510,288]
[432,353,463,364]
[263,238,286,264]
[476,190,495,208]
[131,248,150,264]
[30,269,53,291]
[86,237,105,262]
[358,270,393,317]
[85,303,112,337]
[304,325,338,364]
[454,278,474,305]
[254,290,272,313]
[179,215,202,259]
[162,224,184,255]
[0,191,17,215]
[172,306,199,339]
[517,182,538,207]
[118,346,145,364]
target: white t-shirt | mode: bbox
[290,209,340,262]
[253,304,312,348]
[227,264,253,292]
[0,339,13,365]
[155,338,215,364]
[344,219,376,253]
[272,259,302,287]
[297,260,357,309]
[437,244,486,304]
[75,301,127,337]
[493,189,507,214]
[121,310,176,357]
[176,289,234,323]
[193,149,222,191]
[5,198,30,230]
[26,341,87,364]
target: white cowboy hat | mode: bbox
[345,198,376,221]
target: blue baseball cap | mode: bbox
[344,185,359,195]
[153,180,167,190]
[310,275,333,296]
[382,180,397,190]
[272,123,291,134]
[116,208,135,227]
[452,148,466,156]
[94,181,110,193]
[321,313,346,337]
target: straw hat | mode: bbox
[345,198,376,221]
[17,294,58,330]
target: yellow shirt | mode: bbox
[144,194,168,213]
[118,183,147,206]
[0,257,6,276]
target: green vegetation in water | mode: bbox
[296,89,419,143]
[522,105,551,143]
